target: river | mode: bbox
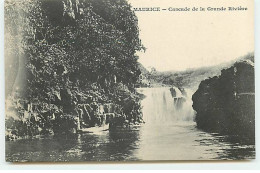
[6,87,255,162]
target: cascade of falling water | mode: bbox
[174,87,195,121]
[137,87,195,125]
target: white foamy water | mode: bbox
[133,87,255,160]
[139,87,195,123]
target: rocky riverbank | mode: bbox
[192,56,255,143]
[5,0,144,141]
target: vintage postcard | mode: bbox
[5,0,254,162]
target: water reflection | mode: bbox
[6,129,142,162]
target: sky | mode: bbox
[128,0,254,71]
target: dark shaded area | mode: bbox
[192,56,255,144]
[5,0,144,140]
[6,128,141,162]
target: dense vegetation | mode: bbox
[137,62,223,89]
[137,53,254,90]
[5,0,144,139]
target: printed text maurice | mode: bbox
[133,6,248,12]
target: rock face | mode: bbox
[5,0,144,139]
[192,59,255,143]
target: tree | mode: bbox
[5,0,144,134]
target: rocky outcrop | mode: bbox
[192,59,255,143]
[170,87,177,97]
[170,87,187,110]
[5,0,144,140]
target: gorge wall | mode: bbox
[192,57,255,143]
[5,0,143,139]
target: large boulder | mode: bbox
[192,59,255,143]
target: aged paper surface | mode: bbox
[5,0,254,162]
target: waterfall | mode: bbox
[137,87,195,125]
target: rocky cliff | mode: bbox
[192,57,255,143]
[5,0,144,139]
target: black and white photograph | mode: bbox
[4,0,255,162]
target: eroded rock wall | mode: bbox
[192,59,254,142]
